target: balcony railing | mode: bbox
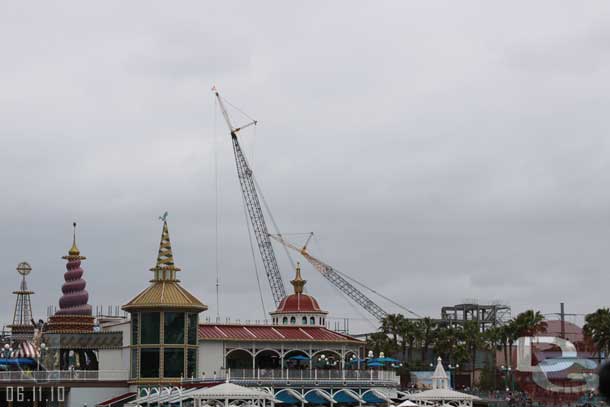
[0,370,128,382]
[188,368,400,385]
[0,368,398,385]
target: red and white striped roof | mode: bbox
[11,341,39,359]
[198,324,362,343]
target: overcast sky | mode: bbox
[1,1,609,333]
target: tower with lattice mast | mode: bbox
[9,262,35,340]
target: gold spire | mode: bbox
[63,222,86,260]
[69,222,79,255]
[150,214,180,281]
[290,262,306,294]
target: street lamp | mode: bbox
[2,344,9,359]
[317,354,327,369]
[38,343,47,371]
[500,365,514,391]
[448,364,459,388]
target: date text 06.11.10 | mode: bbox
[1,386,65,402]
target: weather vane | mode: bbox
[159,211,168,222]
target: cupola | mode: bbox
[270,263,328,327]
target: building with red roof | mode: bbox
[197,264,365,376]
[269,263,329,327]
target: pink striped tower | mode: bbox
[46,223,94,333]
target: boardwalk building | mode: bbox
[0,220,399,406]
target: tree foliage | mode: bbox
[584,308,610,357]
[372,309,547,387]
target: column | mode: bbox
[309,344,313,371]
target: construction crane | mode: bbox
[269,233,392,321]
[213,88,287,305]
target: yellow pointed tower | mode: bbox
[151,219,181,282]
[123,214,207,384]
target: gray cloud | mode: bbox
[1,1,609,333]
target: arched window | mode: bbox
[282,317,288,325]
[302,316,307,325]
[290,317,296,325]
[310,317,315,325]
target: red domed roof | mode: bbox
[272,263,328,315]
[273,293,327,314]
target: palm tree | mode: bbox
[463,320,484,386]
[367,331,394,357]
[483,326,504,390]
[583,308,610,360]
[381,313,405,351]
[503,310,546,367]
[506,320,519,366]
[499,323,513,366]
[417,317,436,363]
[397,320,420,364]
[433,324,467,366]
[512,310,547,337]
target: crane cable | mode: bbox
[333,267,423,318]
[220,93,295,285]
[214,94,267,318]
[311,235,423,318]
[213,96,220,318]
[240,190,268,319]
[253,176,297,273]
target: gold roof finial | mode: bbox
[63,222,86,260]
[151,213,181,278]
[290,262,306,294]
[69,222,79,256]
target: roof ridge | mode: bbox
[214,326,229,338]
[298,327,314,339]
[270,327,285,339]
[125,284,153,305]
[242,326,257,338]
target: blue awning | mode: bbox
[333,390,363,404]
[363,392,386,404]
[305,390,332,405]
[371,357,400,363]
[0,358,35,366]
[276,392,300,404]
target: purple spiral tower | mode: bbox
[46,223,94,333]
[57,241,91,315]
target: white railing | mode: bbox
[0,370,128,382]
[189,368,400,384]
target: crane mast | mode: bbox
[269,234,388,321]
[213,89,287,305]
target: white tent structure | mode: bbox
[126,386,189,407]
[408,358,479,407]
[125,382,276,407]
[187,382,277,407]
